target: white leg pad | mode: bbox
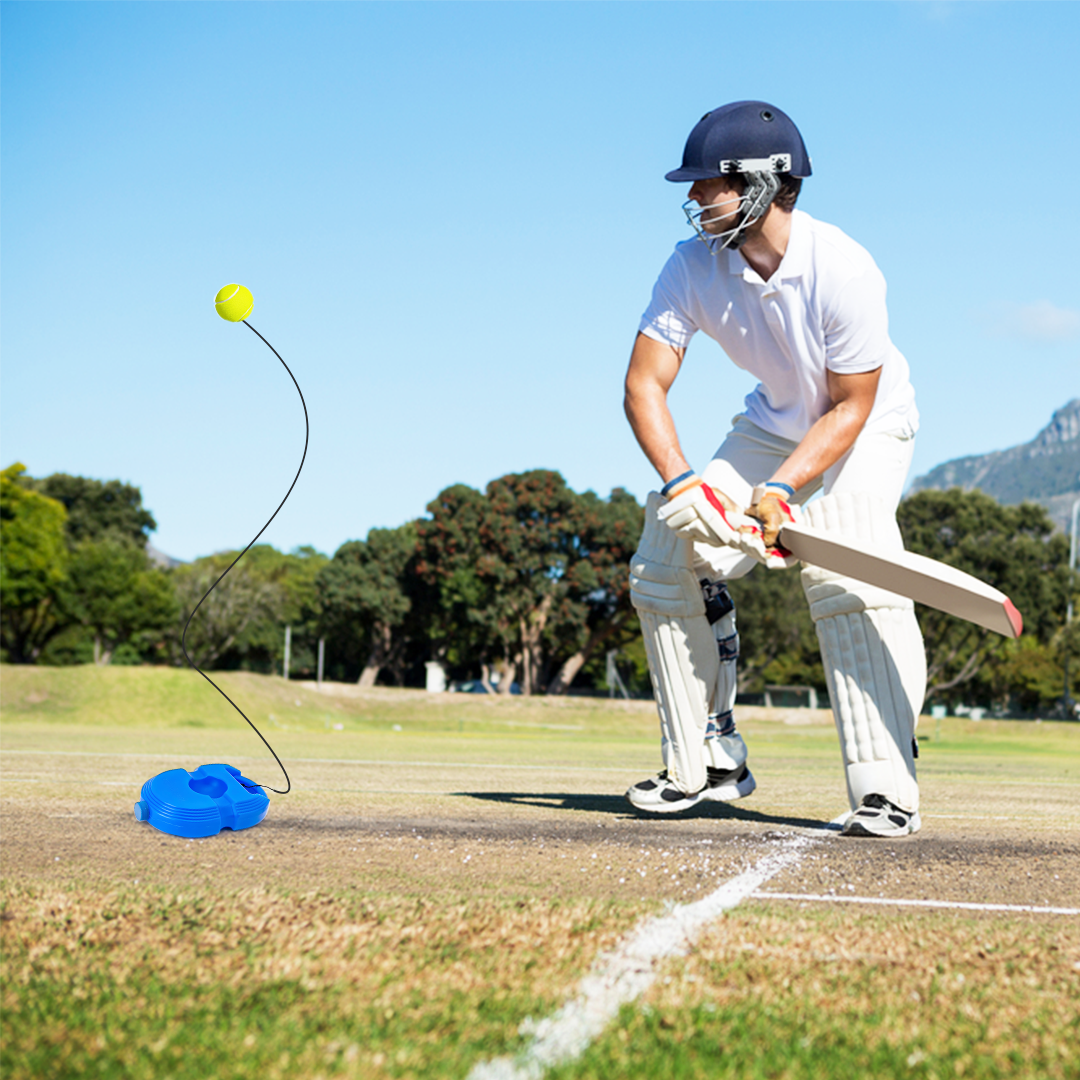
[801,493,926,813]
[631,493,718,795]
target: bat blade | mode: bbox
[779,522,1023,639]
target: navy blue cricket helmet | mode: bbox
[665,101,812,183]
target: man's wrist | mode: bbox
[752,481,795,505]
[661,470,698,498]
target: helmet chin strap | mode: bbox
[684,170,781,254]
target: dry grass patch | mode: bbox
[1,882,647,1079]
[552,904,1080,1080]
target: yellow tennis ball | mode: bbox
[214,283,254,322]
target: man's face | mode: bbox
[687,177,745,235]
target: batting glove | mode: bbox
[745,482,800,569]
[657,472,746,548]
[748,482,797,547]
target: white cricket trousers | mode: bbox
[692,414,916,581]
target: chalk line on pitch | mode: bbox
[467,831,825,1080]
[750,891,1080,916]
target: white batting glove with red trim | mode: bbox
[657,473,800,568]
[656,472,749,549]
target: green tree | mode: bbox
[980,636,1073,713]
[414,473,644,695]
[168,546,329,675]
[169,545,328,675]
[416,472,581,694]
[898,488,1071,706]
[316,525,419,686]
[2,466,180,666]
[32,473,156,548]
[544,487,643,694]
[226,545,329,676]
[171,550,284,671]
[482,470,583,694]
[0,464,70,663]
[63,537,178,664]
[415,483,498,686]
[12,467,179,666]
[1057,616,1080,712]
[725,565,823,695]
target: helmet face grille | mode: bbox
[682,169,781,255]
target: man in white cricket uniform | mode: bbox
[625,101,926,837]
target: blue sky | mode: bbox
[3,1,1078,562]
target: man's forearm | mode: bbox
[624,333,693,486]
[769,399,867,492]
[768,365,881,492]
[624,387,692,485]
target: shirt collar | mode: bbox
[727,208,809,285]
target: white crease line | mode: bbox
[750,892,1080,916]
[923,813,1074,821]
[468,829,830,1080]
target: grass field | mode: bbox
[2,664,1078,1079]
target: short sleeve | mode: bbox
[823,270,892,374]
[638,250,699,350]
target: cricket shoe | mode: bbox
[841,793,921,837]
[702,763,756,802]
[626,765,756,814]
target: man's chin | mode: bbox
[700,214,737,235]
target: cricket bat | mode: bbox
[778,522,1023,639]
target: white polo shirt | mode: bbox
[639,209,918,442]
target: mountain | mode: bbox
[147,544,185,569]
[907,399,1080,534]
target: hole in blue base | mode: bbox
[189,776,228,799]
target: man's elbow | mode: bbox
[624,372,657,424]
[623,369,643,412]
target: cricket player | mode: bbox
[625,101,925,837]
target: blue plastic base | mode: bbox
[134,763,269,838]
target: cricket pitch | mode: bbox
[2,667,1078,1079]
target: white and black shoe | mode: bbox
[702,763,756,803]
[841,793,921,837]
[626,764,756,814]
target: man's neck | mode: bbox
[738,207,792,282]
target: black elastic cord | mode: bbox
[179,320,308,795]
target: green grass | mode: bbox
[0,663,672,771]
[0,663,659,737]
[549,906,1080,1080]
[1,884,643,1080]
[3,664,1079,1079]
[2,663,1077,801]
[4,662,1079,756]
[5,885,1076,1080]
[553,996,1077,1080]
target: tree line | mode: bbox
[2,462,1076,712]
